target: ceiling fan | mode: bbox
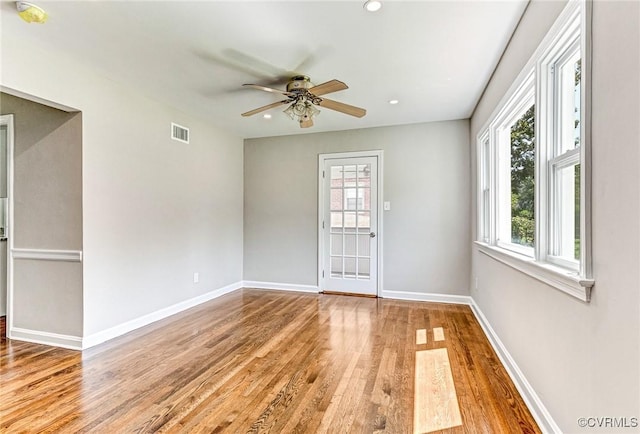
[241,76,366,128]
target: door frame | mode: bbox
[0,115,14,337]
[317,150,384,296]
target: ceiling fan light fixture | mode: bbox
[363,0,382,12]
[306,103,320,119]
[16,1,48,23]
[283,103,298,120]
[284,99,320,122]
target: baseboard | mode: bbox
[380,289,473,305]
[242,280,319,293]
[82,281,243,349]
[469,300,561,433]
[10,327,83,350]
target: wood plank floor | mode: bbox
[0,289,540,433]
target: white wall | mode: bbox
[470,1,640,432]
[1,26,244,338]
[244,121,470,296]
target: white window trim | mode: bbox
[475,0,593,302]
[475,241,593,302]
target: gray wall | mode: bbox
[81,101,244,336]
[244,120,470,295]
[470,1,640,431]
[0,92,83,336]
[1,30,245,338]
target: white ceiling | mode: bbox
[1,1,528,139]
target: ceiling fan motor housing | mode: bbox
[286,75,312,92]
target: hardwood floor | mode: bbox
[0,289,540,433]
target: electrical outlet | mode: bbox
[193,272,199,284]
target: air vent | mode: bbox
[171,122,189,144]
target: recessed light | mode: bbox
[364,0,382,12]
[263,114,272,119]
[389,99,399,105]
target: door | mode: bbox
[320,155,379,296]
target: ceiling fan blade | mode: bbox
[241,100,289,117]
[243,84,293,96]
[224,49,290,80]
[300,119,314,128]
[317,98,366,118]
[291,46,331,75]
[309,80,348,96]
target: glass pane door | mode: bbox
[323,156,377,295]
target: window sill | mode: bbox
[474,241,594,302]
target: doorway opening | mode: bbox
[0,115,13,340]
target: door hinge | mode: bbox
[323,170,325,178]
[322,220,325,229]
[322,270,325,278]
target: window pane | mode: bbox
[357,212,370,230]
[481,138,490,242]
[344,257,356,278]
[330,234,343,256]
[358,234,370,257]
[344,234,356,256]
[330,166,343,188]
[343,212,356,229]
[330,212,343,229]
[358,258,370,279]
[573,59,581,150]
[482,189,490,243]
[343,166,356,187]
[510,105,535,247]
[357,165,370,187]
[330,189,342,211]
[559,55,581,154]
[556,163,581,260]
[574,164,581,260]
[344,188,357,210]
[330,256,343,277]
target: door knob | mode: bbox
[370,232,376,238]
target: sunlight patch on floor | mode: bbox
[413,347,462,433]
[432,327,445,342]
[416,329,427,345]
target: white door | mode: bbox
[320,155,378,296]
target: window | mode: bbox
[547,47,582,270]
[491,70,535,256]
[476,0,593,301]
[479,133,490,244]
